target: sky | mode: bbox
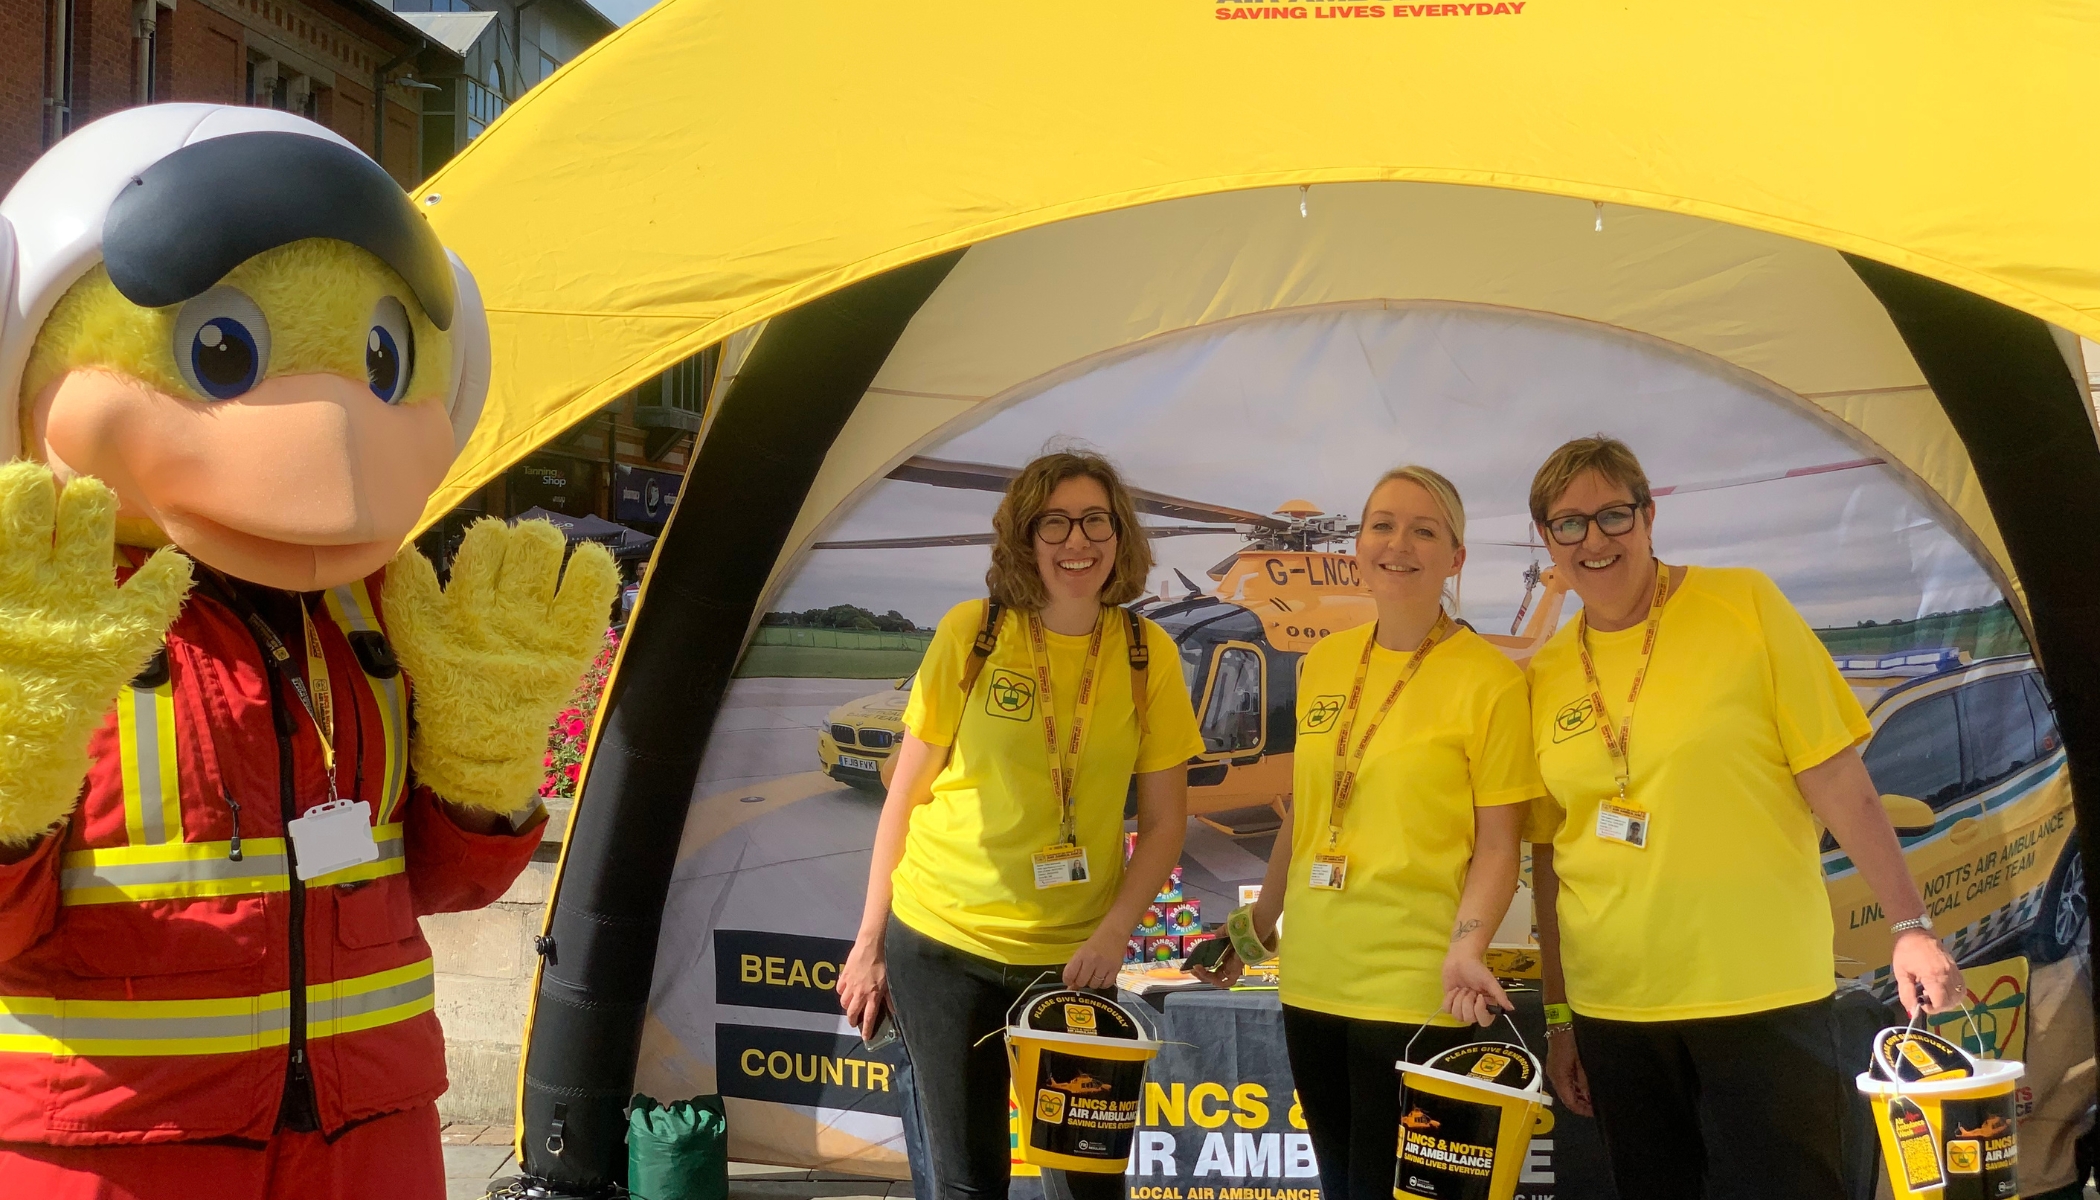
[771,305,2003,633]
[588,0,655,23]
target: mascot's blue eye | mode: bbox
[171,287,272,402]
[367,296,415,404]
[193,320,259,397]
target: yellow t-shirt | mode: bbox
[1527,565,1870,1021]
[892,600,1205,964]
[1279,624,1543,1024]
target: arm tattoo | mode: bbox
[1450,918,1483,943]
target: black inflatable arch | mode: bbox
[508,244,2100,1196]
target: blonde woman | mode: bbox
[1193,466,1542,1200]
[837,451,1204,1200]
[1524,436,1962,1199]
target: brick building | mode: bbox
[4,0,474,190]
[5,0,614,194]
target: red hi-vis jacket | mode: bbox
[0,566,543,1146]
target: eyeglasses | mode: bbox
[1033,511,1119,544]
[1542,503,1641,547]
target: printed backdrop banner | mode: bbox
[633,303,2088,1190]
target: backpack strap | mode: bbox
[951,600,1005,742]
[1124,607,1150,739]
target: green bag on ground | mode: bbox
[627,1093,728,1200]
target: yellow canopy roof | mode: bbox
[416,0,2100,606]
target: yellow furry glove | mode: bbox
[383,518,619,815]
[0,462,192,847]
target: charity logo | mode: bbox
[986,669,1037,721]
[1552,696,1597,743]
[1302,694,1345,733]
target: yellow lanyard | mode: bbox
[1027,610,1107,845]
[297,604,336,777]
[1326,610,1451,847]
[1574,561,1674,802]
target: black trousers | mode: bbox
[885,918,1122,1200]
[1280,1004,1474,1200]
[1574,996,1848,1200]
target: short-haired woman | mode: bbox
[838,450,1204,1200]
[1192,466,1543,1200]
[1524,436,1964,1199]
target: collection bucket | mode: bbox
[1393,1020,1550,1200]
[1005,988,1162,1173]
[1855,1021,2024,1200]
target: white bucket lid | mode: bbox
[1396,1059,1551,1106]
[1007,1024,1164,1053]
[1854,1056,2024,1097]
[1006,989,1162,1052]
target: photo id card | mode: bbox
[1308,853,1348,891]
[1595,800,1650,849]
[1033,843,1090,889]
[287,798,380,880]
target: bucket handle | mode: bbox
[982,972,1066,1048]
[1889,997,1986,1103]
[1400,1003,1534,1067]
[984,972,1163,1046]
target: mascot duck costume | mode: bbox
[0,105,617,1198]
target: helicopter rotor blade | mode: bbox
[1470,458,1889,541]
[812,523,1244,551]
[1651,457,1885,496]
[812,532,998,550]
[886,456,1291,530]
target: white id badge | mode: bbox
[1032,844,1090,889]
[1595,801,1650,849]
[1308,854,1348,891]
[287,799,380,880]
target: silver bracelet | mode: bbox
[1890,915,1935,937]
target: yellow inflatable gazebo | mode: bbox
[413,2,2100,1192]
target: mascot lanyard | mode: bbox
[1574,560,1673,849]
[213,579,337,784]
[1312,611,1451,891]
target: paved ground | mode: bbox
[442,1125,913,1200]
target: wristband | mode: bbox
[1543,1003,1573,1026]
[1225,904,1277,965]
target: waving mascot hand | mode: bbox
[0,105,618,1198]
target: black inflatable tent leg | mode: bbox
[509,251,963,1198]
[1849,255,2100,1053]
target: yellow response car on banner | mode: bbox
[1837,655,2084,979]
[818,676,911,790]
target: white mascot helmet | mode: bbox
[0,103,491,466]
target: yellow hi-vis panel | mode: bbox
[0,959,435,1057]
[60,824,406,906]
[116,681,181,847]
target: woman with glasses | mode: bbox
[1523,436,1963,1200]
[837,450,1203,1200]
[1190,466,1543,1200]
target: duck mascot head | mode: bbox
[0,104,616,1195]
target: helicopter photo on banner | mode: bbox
[636,302,2082,1181]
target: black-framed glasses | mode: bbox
[1033,511,1119,544]
[1543,503,1641,546]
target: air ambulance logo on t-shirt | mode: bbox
[985,669,1037,722]
[1300,695,1344,734]
[1552,696,1597,743]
